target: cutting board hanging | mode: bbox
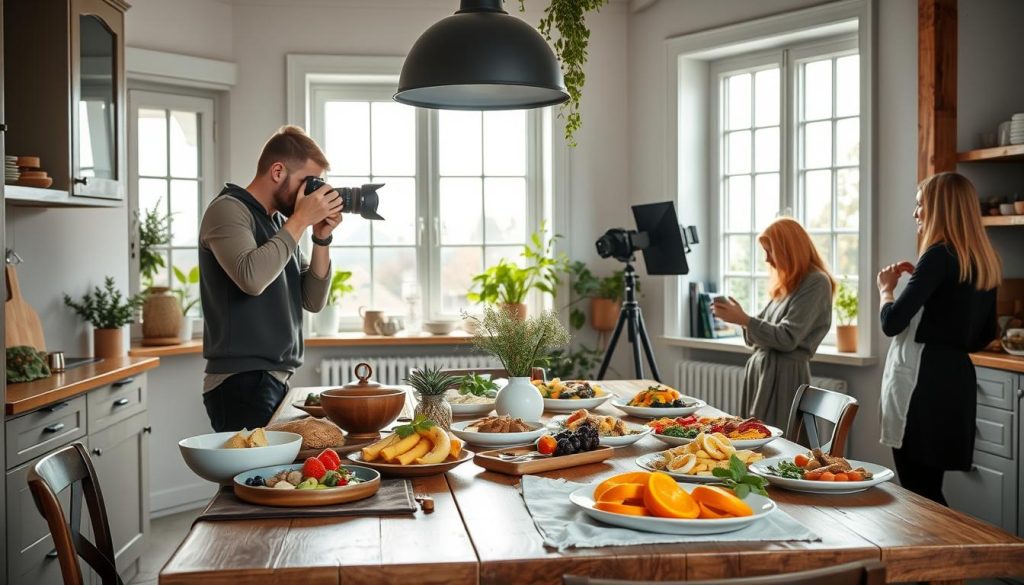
[5,264,46,350]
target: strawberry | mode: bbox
[302,456,327,480]
[317,448,341,471]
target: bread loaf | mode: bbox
[267,417,345,449]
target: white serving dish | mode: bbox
[448,400,497,417]
[179,430,303,484]
[450,419,547,447]
[611,397,706,419]
[749,456,895,494]
[569,483,776,535]
[650,426,784,450]
[547,415,653,447]
[422,320,458,335]
[542,394,613,413]
[634,452,745,484]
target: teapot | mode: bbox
[375,317,404,337]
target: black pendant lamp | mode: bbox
[394,0,569,110]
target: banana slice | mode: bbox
[669,453,697,474]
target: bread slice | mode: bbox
[246,427,269,448]
[222,430,248,449]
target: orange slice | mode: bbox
[643,472,699,519]
[690,485,753,517]
[594,471,652,501]
[594,501,650,516]
[597,483,645,503]
[698,501,731,519]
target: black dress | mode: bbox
[880,244,997,471]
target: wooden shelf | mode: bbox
[957,144,1024,162]
[129,332,475,358]
[981,214,1024,227]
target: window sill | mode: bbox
[129,332,475,358]
[660,336,877,367]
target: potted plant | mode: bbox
[835,281,858,353]
[173,265,201,342]
[467,225,567,320]
[406,366,459,431]
[468,306,570,420]
[63,277,146,358]
[138,204,181,343]
[315,269,353,336]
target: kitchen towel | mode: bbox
[195,479,416,522]
[520,475,819,551]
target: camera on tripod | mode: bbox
[304,176,386,221]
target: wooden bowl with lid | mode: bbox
[319,363,407,442]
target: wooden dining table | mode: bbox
[160,380,1024,585]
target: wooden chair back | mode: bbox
[27,442,124,585]
[785,383,859,456]
[564,559,885,585]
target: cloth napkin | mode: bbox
[520,475,820,551]
[195,479,416,522]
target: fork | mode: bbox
[496,451,552,462]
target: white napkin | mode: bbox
[520,475,820,551]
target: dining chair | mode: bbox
[785,383,859,457]
[563,559,885,585]
[27,442,124,585]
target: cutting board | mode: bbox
[5,264,46,350]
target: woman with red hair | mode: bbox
[713,218,836,426]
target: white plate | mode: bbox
[448,401,496,417]
[650,426,784,450]
[569,483,775,535]
[450,419,547,447]
[634,452,733,483]
[611,397,706,419]
[749,456,895,494]
[542,394,613,413]
[547,416,653,447]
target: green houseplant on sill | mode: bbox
[173,265,201,343]
[835,280,858,353]
[138,203,182,344]
[64,277,146,359]
[565,261,635,333]
[315,269,354,336]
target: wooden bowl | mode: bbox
[291,400,326,418]
[319,387,406,442]
[17,177,53,188]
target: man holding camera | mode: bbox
[198,125,342,431]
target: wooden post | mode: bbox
[918,0,957,182]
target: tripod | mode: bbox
[596,262,662,382]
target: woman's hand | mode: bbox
[712,296,750,327]
[876,261,914,294]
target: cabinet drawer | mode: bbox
[975,366,1016,411]
[975,404,1013,459]
[945,450,1017,535]
[5,396,87,469]
[87,374,146,432]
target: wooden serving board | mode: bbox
[474,445,615,475]
[5,265,45,350]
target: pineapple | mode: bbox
[405,367,458,430]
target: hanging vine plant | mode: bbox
[518,0,609,146]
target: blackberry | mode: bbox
[555,438,574,456]
[555,430,572,441]
[558,391,574,399]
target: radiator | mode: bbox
[320,355,501,386]
[675,360,848,416]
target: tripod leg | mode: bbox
[626,306,644,379]
[597,308,628,380]
[636,309,662,383]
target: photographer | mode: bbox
[198,125,343,431]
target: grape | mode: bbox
[555,438,573,456]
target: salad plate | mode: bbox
[749,455,895,494]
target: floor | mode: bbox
[129,508,201,585]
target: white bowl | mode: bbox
[449,401,497,417]
[542,394,613,413]
[450,419,547,447]
[179,430,303,484]
[650,425,784,450]
[422,320,458,335]
[611,397,706,419]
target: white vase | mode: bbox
[495,376,543,421]
[178,317,194,342]
[314,305,341,336]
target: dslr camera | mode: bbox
[304,176,385,221]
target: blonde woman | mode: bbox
[713,218,836,426]
[878,172,999,505]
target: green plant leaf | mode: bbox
[733,483,750,499]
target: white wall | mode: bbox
[124,0,234,62]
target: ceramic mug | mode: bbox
[358,307,386,336]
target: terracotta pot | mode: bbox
[590,298,620,332]
[836,325,858,353]
[94,328,125,358]
[142,287,182,342]
[502,302,527,321]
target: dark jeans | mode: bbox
[203,371,287,432]
[892,447,948,506]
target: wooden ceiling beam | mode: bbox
[918,0,958,182]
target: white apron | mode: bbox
[879,309,924,448]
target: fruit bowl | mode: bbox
[178,431,302,484]
[319,387,407,442]
[1001,328,1024,356]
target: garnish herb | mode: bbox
[711,454,769,498]
[395,414,435,438]
[766,460,805,480]
[457,373,499,397]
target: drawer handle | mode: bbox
[92,448,103,457]
[112,377,135,387]
[42,402,70,413]
[44,423,66,433]
[113,398,131,407]
[143,426,153,434]
[46,549,58,560]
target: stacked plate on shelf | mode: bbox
[1011,113,1024,145]
[14,156,52,188]
[4,156,18,184]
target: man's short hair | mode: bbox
[256,125,330,175]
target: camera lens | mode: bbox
[302,177,386,221]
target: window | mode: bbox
[309,85,539,326]
[713,39,860,326]
[129,91,215,314]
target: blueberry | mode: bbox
[252,476,265,487]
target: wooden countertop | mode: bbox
[6,356,160,416]
[129,332,474,358]
[161,380,1024,585]
[970,351,1024,374]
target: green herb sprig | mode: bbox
[394,414,435,438]
[766,460,805,480]
[712,454,769,499]
[457,373,499,397]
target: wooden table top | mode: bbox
[161,380,1024,585]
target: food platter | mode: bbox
[569,483,776,535]
[611,397,706,419]
[449,401,496,417]
[346,449,473,478]
[475,445,615,475]
[634,453,728,484]
[233,464,380,507]
[650,425,783,449]
[547,415,652,447]
[749,456,895,494]
[542,394,612,413]
[534,379,612,412]
[450,419,547,448]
